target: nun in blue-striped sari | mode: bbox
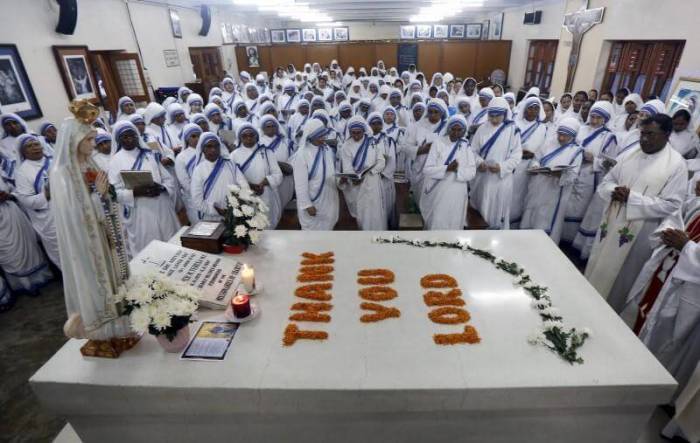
[420,115,477,230]
[470,96,523,229]
[521,118,584,244]
[469,87,495,130]
[259,115,295,210]
[191,132,250,222]
[408,98,448,206]
[231,124,283,228]
[562,100,618,245]
[108,121,180,254]
[292,119,339,230]
[14,134,61,268]
[174,123,203,224]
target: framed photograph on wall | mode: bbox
[169,9,182,39]
[481,19,490,40]
[286,29,301,43]
[245,46,260,68]
[302,28,317,42]
[667,77,700,129]
[490,12,504,39]
[221,23,234,44]
[416,25,432,39]
[333,27,349,41]
[465,23,482,40]
[52,46,99,103]
[271,29,286,43]
[400,25,416,39]
[318,28,333,42]
[449,24,465,39]
[433,24,448,39]
[0,44,42,120]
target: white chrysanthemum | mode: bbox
[249,229,261,244]
[543,307,560,317]
[258,201,269,213]
[228,184,241,193]
[251,213,268,229]
[130,307,151,333]
[234,224,248,238]
[241,204,254,217]
[542,319,563,331]
[152,310,172,330]
[238,189,254,201]
[233,208,244,217]
[531,300,551,310]
[527,330,545,345]
[227,195,240,208]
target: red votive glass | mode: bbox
[232,294,251,318]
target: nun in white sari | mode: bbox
[470,97,523,229]
[191,132,250,221]
[108,121,180,255]
[338,116,387,230]
[174,123,203,224]
[292,119,339,230]
[259,115,295,209]
[231,123,284,229]
[421,115,477,230]
[406,99,448,204]
[521,118,584,243]
[1,113,30,164]
[50,103,133,340]
[14,134,61,268]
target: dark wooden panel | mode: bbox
[375,43,398,69]
[417,42,442,81]
[475,41,511,84]
[303,44,339,67]
[442,41,478,79]
[268,45,307,72]
[338,43,376,71]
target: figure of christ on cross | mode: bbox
[563,0,605,92]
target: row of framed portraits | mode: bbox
[401,17,503,40]
[270,27,349,44]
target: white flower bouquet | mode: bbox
[119,273,199,341]
[222,184,270,250]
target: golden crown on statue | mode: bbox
[69,99,100,125]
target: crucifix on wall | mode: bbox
[563,0,605,92]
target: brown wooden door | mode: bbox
[190,47,224,97]
[523,40,558,94]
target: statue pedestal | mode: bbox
[80,336,140,358]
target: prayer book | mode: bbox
[180,222,226,254]
[335,164,374,181]
[120,170,154,189]
[527,165,575,174]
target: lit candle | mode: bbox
[241,264,255,292]
[232,294,251,318]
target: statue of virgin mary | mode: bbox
[50,100,134,343]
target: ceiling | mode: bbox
[161,0,555,23]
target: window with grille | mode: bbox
[602,41,684,100]
[523,40,558,94]
[109,53,149,102]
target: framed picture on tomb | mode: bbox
[286,29,301,43]
[0,44,42,120]
[433,24,448,39]
[169,8,182,39]
[333,27,349,41]
[667,77,700,130]
[416,25,432,39]
[465,23,482,40]
[449,24,465,39]
[52,45,99,104]
[400,25,416,40]
[302,28,317,42]
[317,28,333,42]
[271,29,286,44]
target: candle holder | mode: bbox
[225,294,260,323]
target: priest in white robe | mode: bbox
[108,121,180,255]
[421,115,477,230]
[14,134,61,268]
[585,114,688,307]
[231,124,283,229]
[521,118,584,243]
[470,97,523,229]
[292,119,339,230]
[191,132,250,221]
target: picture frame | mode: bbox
[302,28,317,42]
[245,46,260,68]
[169,8,182,39]
[333,27,349,41]
[481,19,490,40]
[465,23,483,40]
[433,24,448,39]
[400,25,416,40]
[221,23,233,44]
[449,24,465,39]
[490,12,504,40]
[52,45,99,103]
[416,25,432,39]
[317,28,333,42]
[0,44,42,120]
[271,29,286,43]
[286,29,301,43]
[667,77,700,130]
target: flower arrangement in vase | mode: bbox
[222,184,270,254]
[119,273,200,352]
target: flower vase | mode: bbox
[155,324,190,353]
[223,243,247,254]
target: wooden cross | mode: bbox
[563,0,605,92]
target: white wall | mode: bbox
[550,0,700,98]
[501,0,566,91]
